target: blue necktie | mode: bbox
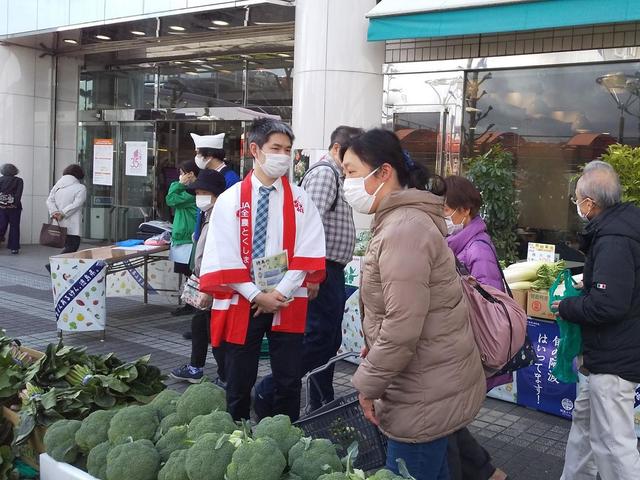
[253,186,274,259]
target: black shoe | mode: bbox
[45,264,51,273]
[182,331,192,340]
[171,304,196,317]
[169,365,203,383]
[10,250,18,255]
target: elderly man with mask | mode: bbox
[552,160,640,480]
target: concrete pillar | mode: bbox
[292,0,384,231]
[0,42,54,245]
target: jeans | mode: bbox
[447,428,495,480]
[224,312,304,421]
[387,437,450,480]
[189,309,226,380]
[0,208,21,250]
[253,261,346,416]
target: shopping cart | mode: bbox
[294,352,388,471]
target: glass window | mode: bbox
[463,62,640,257]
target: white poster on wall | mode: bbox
[125,141,148,177]
[92,139,114,186]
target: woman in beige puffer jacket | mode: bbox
[343,129,485,480]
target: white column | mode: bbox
[0,42,55,245]
[292,0,384,231]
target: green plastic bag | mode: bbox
[549,269,582,383]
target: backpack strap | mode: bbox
[299,162,340,212]
[473,239,513,299]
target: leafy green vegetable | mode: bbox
[531,261,566,291]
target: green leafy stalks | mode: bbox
[531,261,566,291]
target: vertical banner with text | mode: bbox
[93,139,114,186]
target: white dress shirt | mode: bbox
[229,174,306,301]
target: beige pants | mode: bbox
[560,373,640,480]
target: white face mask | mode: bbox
[195,154,209,170]
[195,194,213,211]
[576,199,592,222]
[444,211,464,236]
[255,149,291,178]
[343,168,385,214]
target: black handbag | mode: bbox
[39,220,67,248]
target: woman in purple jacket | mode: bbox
[444,175,509,480]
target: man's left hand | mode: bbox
[307,283,320,301]
[358,393,379,426]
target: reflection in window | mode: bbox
[463,63,640,258]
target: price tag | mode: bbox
[527,242,556,263]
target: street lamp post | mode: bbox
[596,72,640,143]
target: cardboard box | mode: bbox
[527,289,556,320]
[511,289,528,311]
[40,453,98,480]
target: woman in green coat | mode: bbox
[166,159,200,276]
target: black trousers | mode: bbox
[61,234,81,254]
[190,309,226,380]
[225,312,304,421]
[0,208,21,250]
[447,427,496,480]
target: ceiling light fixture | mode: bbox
[131,30,146,36]
[95,34,111,40]
[173,61,184,65]
[212,20,229,26]
[189,59,205,64]
[63,38,78,45]
[169,25,186,31]
[277,53,290,58]
[186,71,199,76]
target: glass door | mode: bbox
[113,122,155,241]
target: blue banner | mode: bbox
[55,261,106,320]
[122,260,157,295]
[516,319,577,419]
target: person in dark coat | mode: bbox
[553,160,640,480]
[0,163,24,254]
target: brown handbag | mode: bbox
[40,220,67,248]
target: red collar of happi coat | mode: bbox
[238,170,296,273]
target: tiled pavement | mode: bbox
[0,246,572,479]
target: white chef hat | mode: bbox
[190,132,225,149]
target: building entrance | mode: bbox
[78,112,257,242]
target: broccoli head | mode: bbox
[107,405,159,444]
[176,382,226,423]
[106,439,160,480]
[185,432,235,480]
[253,415,303,460]
[158,448,190,480]
[280,474,303,480]
[187,411,237,440]
[43,419,82,464]
[226,437,286,480]
[150,389,181,419]
[159,412,186,435]
[155,425,190,462]
[75,409,118,453]
[288,438,344,480]
[87,441,110,480]
[368,469,405,480]
[317,474,347,480]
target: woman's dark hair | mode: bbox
[0,164,18,176]
[179,159,200,176]
[340,128,445,195]
[198,147,225,161]
[444,175,483,217]
[63,164,85,180]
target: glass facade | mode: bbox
[463,61,640,256]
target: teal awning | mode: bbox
[367,0,640,41]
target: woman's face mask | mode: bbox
[255,149,291,178]
[343,168,385,214]
[444,210,465,236]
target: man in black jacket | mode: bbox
[554,160,640,480]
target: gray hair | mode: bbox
[247,117,294,148]
[0,164,18,176]
[577,160,621,208]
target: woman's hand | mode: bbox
[358,393,379,426]
[360,346,369,359]
[51,212,63,221]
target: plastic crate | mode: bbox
[294,391,387,472]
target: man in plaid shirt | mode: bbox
[254,126,362,416]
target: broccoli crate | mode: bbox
[40,453,97,480]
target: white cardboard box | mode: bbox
[40,454,98,480]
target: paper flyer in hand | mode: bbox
[253,251,289,292]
